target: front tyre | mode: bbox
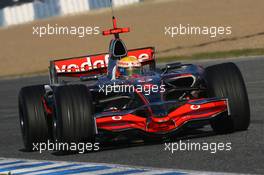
[18,85,50,151]
[53,85,95,145]
[205,62,250,133]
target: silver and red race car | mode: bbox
[19,16,250,151]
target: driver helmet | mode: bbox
[117,56,141,76]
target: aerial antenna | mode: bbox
[110,0,115,18]
[109,0,117,30]
[102,0,130,38]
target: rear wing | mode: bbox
[49,47,155,83]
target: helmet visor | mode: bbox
[120,67,141,76]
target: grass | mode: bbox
[157,48,264,62]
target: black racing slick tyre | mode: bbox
[205,62,250,133]
[53,85,95,145]
[18,85,50,151]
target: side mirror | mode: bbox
[161,62,182,74]
[80,75,99,81]
[166,62,182,69]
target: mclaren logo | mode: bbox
[112,116,122,121]
[190,105,201,110]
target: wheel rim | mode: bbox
[19,101,29,146]
[52,112,58,143]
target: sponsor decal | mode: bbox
[112,116,123,121]
[55,56,109,73]
[54,48,154,73]
[190,105,201,110]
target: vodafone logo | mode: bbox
[55,55,109,73]
[190,105,201,110]
[112,116,122,121]
[54,48,153,73]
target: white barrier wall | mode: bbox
[0,0,141,27]
[113,0,140,7]
[3,3,34,26]
[59,0,90,15]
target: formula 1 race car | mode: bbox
[18,16,250,151]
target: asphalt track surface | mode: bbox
[0,56,263,174]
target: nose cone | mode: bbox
[151,105,168,118]
[147,119,176,132]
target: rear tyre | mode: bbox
[19,85,50,151]
[205,62,250,133]
[53,85,95,146]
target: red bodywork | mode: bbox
[96,99,228,133]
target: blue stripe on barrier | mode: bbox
[0,158,228,175]
[0,162,53,172]
[0,160,26,166]
[34,0,60,20]
[101,169,147,175]
[0,0,142,27]
[156,172,187,175]
[16,164,81,175]
[0,9,4,26]
[37,166,112,175]
[88,0,111,10]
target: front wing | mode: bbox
[95,98,230,134]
